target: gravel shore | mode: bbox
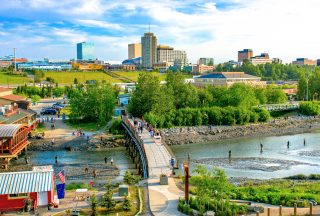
[160,116,320,145]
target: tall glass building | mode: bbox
[77,42,94,61]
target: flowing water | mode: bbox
[172,131,320,179]
[9,148,133,182]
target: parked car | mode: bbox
[310,199,317,206]
[41,109,57,115]
[53,102,65,107]
[52,104,64,110]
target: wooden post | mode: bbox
[310,203,313,215]
[279,205,282,216]
[256,212,260,216]
[184,163,190,203]
[294,203,297,216]
[267,207,271,216]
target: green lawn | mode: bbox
[0,71,31,85]
[232,180,320,207]
[44,71,121,84]
[66,120,104,132]
[113,71,192,82]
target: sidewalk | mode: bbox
[148,177,184,216]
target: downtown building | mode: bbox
[156,45,187,67]
[238,49,253,63]
[141,32,158,69]
[128,43,142,59]
[198,58,214,66]
[292,58,317,66]
[77,42,94,61]
[250,53,273,65]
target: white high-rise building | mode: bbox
[157,45,187,66]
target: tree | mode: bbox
[100,182,116,209]
[123,171,138,185]
[128,73,162,117]
[122,195,132,211]
[265,88,287,104]
[69,84,116,124]
[166,71,199,109]
[31,95,41,103]
[90,194,98,216]
[298,73,307,100]
[74,78,78,85]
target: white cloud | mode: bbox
[52,28,87,44]
[0,0,320,63]
[77,19,123,30]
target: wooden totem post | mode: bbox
[184,162,191,203]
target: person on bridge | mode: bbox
[287,141,290,148]
[55,154,58,164]
[260,143,263,153]
[110,157,114,165]
[228,150,232,160]
[93,169,97,178]
[141,121,145,133]
[104,156,108,164]
[304,138,306,146]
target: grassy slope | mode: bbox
[113,71,192,82]
[44,71,121,84]
[0,71,31,85]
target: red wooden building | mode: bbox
[0,166,54,213]
[0,124,30,169]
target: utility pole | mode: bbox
[306,77,309,101]
[13,48,16,73]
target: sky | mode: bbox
[0,0,319,64]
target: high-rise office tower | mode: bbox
[77,42,94,61]
[128,43,142,59]
[141,32,157,68]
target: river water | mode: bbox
[9,148,133,182]
[172,131,320,179]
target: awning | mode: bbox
[0,169,53,194]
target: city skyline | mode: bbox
[0,0,319,63]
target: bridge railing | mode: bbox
[121,115,147,158]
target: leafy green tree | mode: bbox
[265,88,287,104]
[90,194,98,216]
[122,195,132,211]
[69,84,116,124]
[166,72,199,109]
[74,77,78,85]
[31,95,41,103]
[128,73,161,117]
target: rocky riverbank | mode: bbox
[29,134,125,151]
[160,116,320,145]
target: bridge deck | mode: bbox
[127,119,172,178]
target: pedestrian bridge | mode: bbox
[121,116,172,179]
[256,102,299,112]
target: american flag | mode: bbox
[58,170,65,183]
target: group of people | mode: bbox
[133,118,160,138]
[72,129,85,137]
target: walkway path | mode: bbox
[127,119,172,178]
[126,118,183,215]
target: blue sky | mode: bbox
[0,0,319,63]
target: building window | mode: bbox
[8,193,29,199]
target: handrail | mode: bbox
[122,115,148,178]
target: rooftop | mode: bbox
[0,124,23,138]
[0,166,53,194]
[0,87,12,93]
[0,94,25,101]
